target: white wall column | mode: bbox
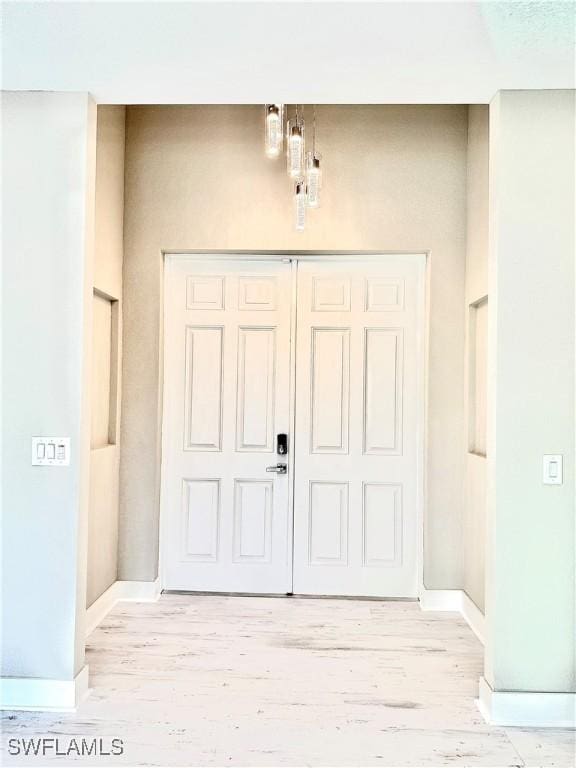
[1,92,96,709]
[482,89,575,727]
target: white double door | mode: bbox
[162,256,423,597]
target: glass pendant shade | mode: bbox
[260,104,322,231]
[306,151,322,208]
[294,180,307,231]
[287,118,305,179]
[265,104,284,158]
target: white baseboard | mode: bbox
[460,591,485,645]
[478,676,576,728]
[114,577,161,602]
[418,588,462,612]
[86,578,161,637]
[86,582,122,636]
[0,665,89,712]
[418,588,485,645]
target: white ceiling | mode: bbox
[2,1,574,104]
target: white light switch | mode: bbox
[32,437,70,466]
[543,454,563,485]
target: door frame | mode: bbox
[159,251,428,598]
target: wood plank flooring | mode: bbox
[1,595,574,766]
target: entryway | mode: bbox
[161,254,425,598]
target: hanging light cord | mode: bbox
[312,105,316,156]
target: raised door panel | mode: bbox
[238,276,277,311]
[312,276,351,312]
[233,480,273,562]
[309,482,349,566]
[186,275,225,310]
[236,328,276,452]
[310,328,350,454]
[363,328,403,455]
[184,326,223,451]
[181,479,220,562]
[365,278,405,312]
[363,483,402,567]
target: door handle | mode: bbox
[266,463,287,474]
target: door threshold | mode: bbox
[163,589,417,602]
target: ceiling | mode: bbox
[2,1,574,104]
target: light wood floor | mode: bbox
[2,595,574,766]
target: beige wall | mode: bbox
[120,105,468,587]
[87,105,126,607]
[463,105,489,611]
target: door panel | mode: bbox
[236,328,276,452]
[184,326,223,451]
[233,480,273,562]
[363,328,403,454]
[362,483,402,567]
[182,478,220,562]
[293,258,422,597]
[162,259,292,593]
[310,328,350,453]
[309,481,349,566]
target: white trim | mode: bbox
[163,250,429,261]
[86,578,161,637]
[0,665,89,712]
[415,255,429,611]
[418,588,486,645]
[460,591,485,645]
[418,588,462,611]
[287,259,298,592]
[478,676,576,728]
[86,582,122,636]
[114,578,161,602]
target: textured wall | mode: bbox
[463,105,489,611]
[87,105,126,608]
[120,105,468,588]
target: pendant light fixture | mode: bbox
[294,179,307,231]
[287,105,305,179]
[263,103,323,231]
[264,104,284,158]
[306,106,322,208]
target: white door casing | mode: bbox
[292,257,424,597]
[161,258,293,593]
[161,254,425,598]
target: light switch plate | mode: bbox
[543,454,563,485]
[32,437,70,466]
